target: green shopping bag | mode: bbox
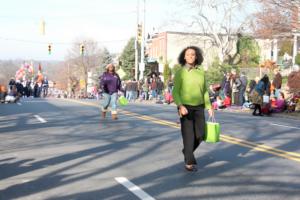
[204,117,220,143]
[118,96,128,106]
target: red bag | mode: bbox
[262,103,271,114]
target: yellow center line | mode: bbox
[58,99,300,163]
[221,137,300,163]
[221,135,300,158]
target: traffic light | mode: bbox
[80,44,85,55]
[48,44,52,55]
[137,24,142,44]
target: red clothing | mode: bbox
[271,99,276,107]
[151,81,157,90]
[224,96,231,107]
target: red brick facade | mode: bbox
[146,32,167,62]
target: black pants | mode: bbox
[253,104,262,115]
[180,105,205,165]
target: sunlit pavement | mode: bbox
[0,98,300,200]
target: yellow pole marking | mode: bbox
[57,99,300,163]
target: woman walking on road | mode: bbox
[99,63,122,120]
[172,46,214,172]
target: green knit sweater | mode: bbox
[172,66,212,109]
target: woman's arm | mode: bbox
[203,75,212,110]
[203,74,214,117]
[116,74,124,93]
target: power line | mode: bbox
[0,36,130,45]
[0,10,137,21]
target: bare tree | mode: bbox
[253,0,296,38]
[65,38,112,95]
[257,0,296,9]
[182,0,252,63]
[0,60,19,85]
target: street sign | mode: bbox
[139,62,145,71]
[117,68,126,79]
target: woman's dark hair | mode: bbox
[261,74,269,85]
[178,46,204,66]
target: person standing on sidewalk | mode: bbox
[272,68,282,98]
[172,46,214,172]
[125,79,133,101]
[239,72,248,106]
[99,63,122,120]
[251,75,270,116]
[131,79,138,102]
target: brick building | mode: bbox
[146,31,273,71]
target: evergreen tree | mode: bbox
[163,63,171,87]
[295,53,300,66]
[206,57,234,86]
[97,47,113,74]
[120,37,136,80]
[237,36,260,67]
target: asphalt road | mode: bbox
[0,98,299,200]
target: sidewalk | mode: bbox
[132,100,300,120]
[74,97,300,121]
[218,106,300,120]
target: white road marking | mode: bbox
[34,115,47,123]
[17,102,22,106]
[21,179,32,183]
[115,177,155,200]
[271,123,300,130]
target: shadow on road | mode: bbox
[0,99,299,199]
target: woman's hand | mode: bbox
[179,105,188,116]
[208,108,214,118]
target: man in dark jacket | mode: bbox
[239,72,248,106]
[9,78,16,91]
[156,77,164,101]
[125,80,133,101]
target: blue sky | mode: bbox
[0,0,258,61]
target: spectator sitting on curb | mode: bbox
[0,85,7,103]
[271,92,286,113]
[223,95,231,108]
[212,96,226,110]
[5,85,19,103]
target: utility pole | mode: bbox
[292,0,300,72]
[135,0,140,80]
[139,0,146,80]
